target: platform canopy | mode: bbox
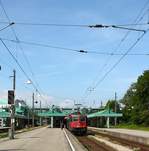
[0,110,10,118]
[0,99,7,105]
[38,111,68,117]
[0,109,26,118]
[15,107,24,113]
[87,109,122,118]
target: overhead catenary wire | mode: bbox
[94,31,147,89]
[0,22,14,31]
[0,38,48,106]
[1,37,149,56]
[83,31,148,101]
[1,38,80,52]
[0,21,147,32]
[82,0,149,100]
[0,38,43,100]
[0,0,148,104]
[0,1,69,104]
[0,23,15,69]
[0,0,46,99]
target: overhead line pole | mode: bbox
[9,69,16,139]
[32,93,35,127]
[0,38,44,100]
[0,0,46,102]
[114,92,117,126]
[40,100,42,126]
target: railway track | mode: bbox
[65,128,149,151]
[77,135,116,151]
[88,129,149,151]
[64,128,116,151]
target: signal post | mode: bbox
[8,70,16,139]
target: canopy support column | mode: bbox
[51,116,53,128]
[106,117,109,128]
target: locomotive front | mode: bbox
[66,113,87,135]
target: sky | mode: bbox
[0,0,149,108]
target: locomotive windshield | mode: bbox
[72,117,78,121]
[80,116,86,122]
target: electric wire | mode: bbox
[0,38,41,96]
[0,0,148,103]
[0,0,46,100]
[94,31,147,89]
[0,21,148,29]
[83,31,148,101]
[1,37,149,56]
[0,22,14,32]
[1,38,79,52]
[82,0,149,100]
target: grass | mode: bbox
[114,124,149,131]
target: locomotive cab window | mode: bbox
[72,117,78,121]
[80,116,86,122]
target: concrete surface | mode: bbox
[64,129,87,151]
[98,128,149,138]
[89,127,149,145]
[0,127,71,151]
[90,135,133,151]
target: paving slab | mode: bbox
[93,128,149,138]
[0,127,71,151]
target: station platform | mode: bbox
[0,127,85,151]
[89,127,149,145]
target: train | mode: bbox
[65,112,87,135]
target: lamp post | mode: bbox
[114,92,117,126]
[25,81,41,127]
[32,93,35,127]
[27,107,30,127]
[25,80,35,127]
[36,93,42,126]
[39,100,42,126]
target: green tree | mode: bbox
[121,70,149,125]
[105,100,120,112]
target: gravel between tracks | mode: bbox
[89,129,149,151]
[77,135,116,151]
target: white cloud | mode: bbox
[0,90,8,99]
[59,99,74,108]
[0,88,75,108]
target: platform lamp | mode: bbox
[25,79,35,127]
[37,94,42,126]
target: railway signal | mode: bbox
[8,90,14,104]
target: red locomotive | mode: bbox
[65,112,87,135]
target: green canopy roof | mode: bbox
[0,110,26,118]
[87,109,122,118]
[0,110,10,118]
[15,107,24,113]
[15,113,26,118]
[38,111,68,117]
[0,99,7,105]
